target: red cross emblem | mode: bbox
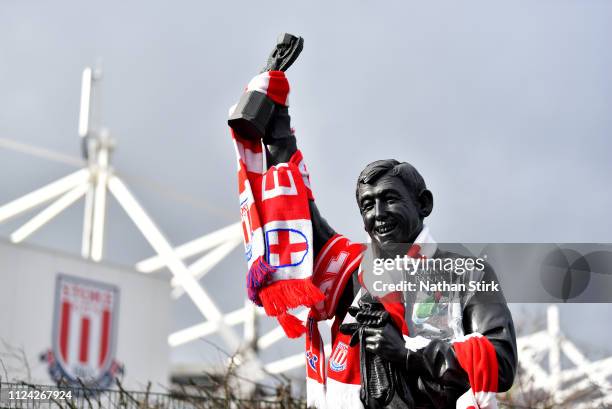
[266,228,309,267]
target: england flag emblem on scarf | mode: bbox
[266,228,309,268]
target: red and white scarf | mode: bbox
[453,333,500,409]
[305,230,430,409]
[306,234,366,409]
[230,70,323,337]
[230,73,499,408]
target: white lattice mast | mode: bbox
[516,305,612,408]
[78,65,111,262]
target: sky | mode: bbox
[1,0,611,379]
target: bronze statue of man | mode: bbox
[229,34,517,409]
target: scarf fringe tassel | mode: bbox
[306,378,327,409]
[247,256,277,306]
[325,379,363,409]
[258,276,325,338]
[277,312,307,338]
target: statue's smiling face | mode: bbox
[357,174,423,247]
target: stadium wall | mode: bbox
[0,239,170,390]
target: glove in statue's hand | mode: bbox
[363,323,408,364]
[228,33,303,141]
[261,33,304,73]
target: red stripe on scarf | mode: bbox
[453,334,498,393]
[266,71,290,106]
[452,334,499,408]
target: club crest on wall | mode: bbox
[42,274,123,390]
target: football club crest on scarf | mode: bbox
[42,274,123,390]
[329,342,349,372]
[240,197,254,262]
[306,351,319,372]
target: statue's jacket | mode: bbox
[345,245,518,408]
[308,226,518,409]
[391,249,518,408]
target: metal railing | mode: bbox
[0,382,305,409]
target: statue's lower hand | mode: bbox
[363,323,408,364]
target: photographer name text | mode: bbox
[372,280,500,293]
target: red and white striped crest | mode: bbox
[329,342,349,372]
[52,275,119,382]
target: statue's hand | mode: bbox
[363,323,408,364]
[229,33,301,140]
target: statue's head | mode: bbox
[356,160,433,247]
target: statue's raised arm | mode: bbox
[228,33,336,256]
[228,32,356,337]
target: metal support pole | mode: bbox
[136,222,242,273]
[10,183,90,243]
[0,169,89,223]
[547,305,561,397]
[170,237,242,298]
[90,134,111,262]
[243,299,258,353]
[81,182,94,258]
